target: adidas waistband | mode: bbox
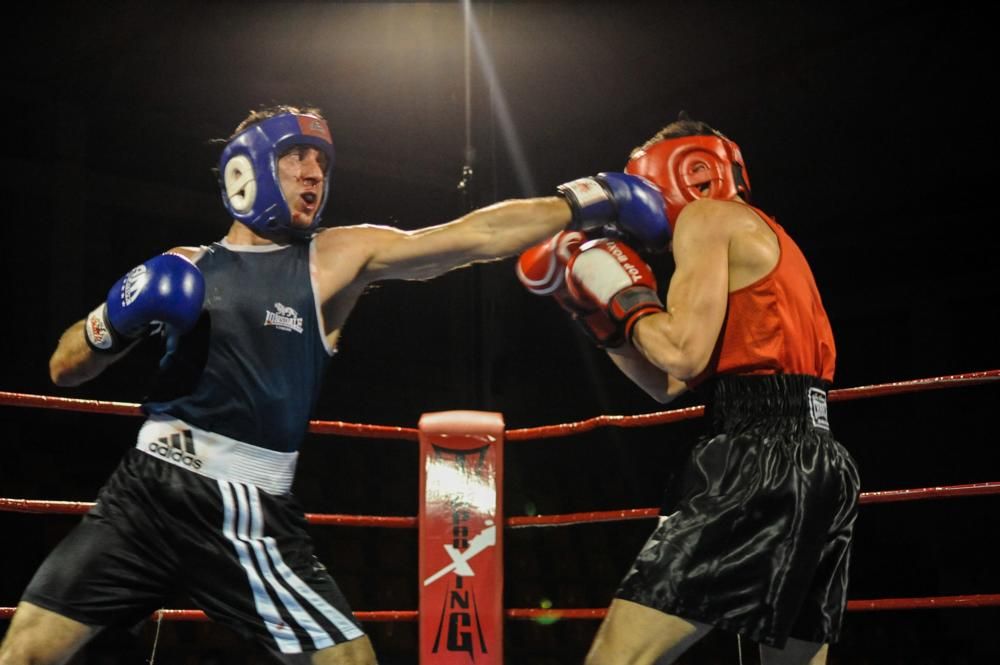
[136,416,298,495]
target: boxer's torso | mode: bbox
[143,238,333,453]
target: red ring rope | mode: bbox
[7,481,998,526]
[0,498,417,528]
[5,594,1000,623]
[3,370,996,442]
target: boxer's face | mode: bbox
[278,146,328,228]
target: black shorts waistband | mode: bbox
[700,374,831,433]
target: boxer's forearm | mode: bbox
[49,319,131,386]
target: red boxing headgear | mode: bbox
[625,134,750,230]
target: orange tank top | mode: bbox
[689,209,835,386]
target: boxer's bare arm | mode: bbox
[606,345,687,403]
[49,319,135,386]
[308,199,570,348]
[352,197,572,283]
[631,201,733,380]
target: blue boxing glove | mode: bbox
[85,253,205,353]
[557,172,671,252]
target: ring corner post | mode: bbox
[418,410,504,664]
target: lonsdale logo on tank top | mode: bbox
[146,429,203,470]
[264,302,304,334]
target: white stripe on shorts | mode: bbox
[218,480,302,653]
[241,483,336,650]
[245,484,364,642]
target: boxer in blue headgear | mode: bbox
[219,108,334,237]
[10,101,670,665]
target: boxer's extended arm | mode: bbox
[348,171,670,283]
[630,200,731,380]
[358,197,572,283]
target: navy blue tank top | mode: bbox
[143,239,333,452]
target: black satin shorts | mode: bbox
[21,449,364,654]
[616,374,860,649]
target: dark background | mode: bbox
[1,1,998,663]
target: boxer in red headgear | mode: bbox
[519,113,857,665]
[625,115,751,233]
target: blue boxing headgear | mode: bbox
[219,112,334,237]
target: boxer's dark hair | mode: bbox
[635,110,733,153]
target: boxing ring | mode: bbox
[2,369,999,662]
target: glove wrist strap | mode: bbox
[557,177,615,232]
[608,286,665,344]
[84,304,128,354]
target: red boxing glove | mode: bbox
[516,231,628,347]
[565,238,664,347]
[516,230,587,296]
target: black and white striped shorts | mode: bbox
[21,448,364,654]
